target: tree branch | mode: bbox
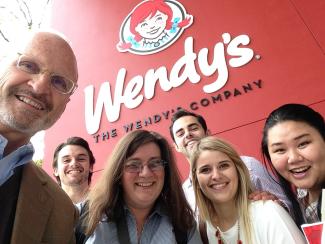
[38,0,51,28]
[0,29,9,42]
[15,0,32,29]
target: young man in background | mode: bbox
[169,109,292,214]
[53,136,95,211]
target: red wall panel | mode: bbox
[42,0,325,182]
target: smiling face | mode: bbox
[122,142,165,211]
[54,145,92,187]
[0,32,77,142]
[135,11,168,40]
[196,150,238,208]
[267,121,325,195]
[172,115,208,159]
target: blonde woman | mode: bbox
[191,136,306,244]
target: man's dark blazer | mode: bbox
[10,163,78,244]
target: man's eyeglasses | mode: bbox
[124,159,167,173]
[16,54,77,95]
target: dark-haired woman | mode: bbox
[80,130,201,244]
[262,103,325,226]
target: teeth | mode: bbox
[18,96,44,110]
[68,169,82,174]
[291,166,309,173]
[211,183,227,189]
[137,182,153,187]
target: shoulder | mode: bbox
[250,200,287,217]
[17,163,78,243]
[240,156,277,188]
[249,201,305,243]
[86,216,118,244]
[26,163,74,206]
[249,200,296,227]
[240,156,263,169]
[22,163,78,225]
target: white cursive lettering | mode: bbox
[85,33,255,134]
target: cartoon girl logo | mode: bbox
[117,0,193,55]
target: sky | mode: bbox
[0,0,52,160]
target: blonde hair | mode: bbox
[191,136,254,243]
[85,130,194,235]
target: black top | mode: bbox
[0,166,23,244]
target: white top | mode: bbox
[208,220,239,244]
[206,200,306,244]
[183,177,196,213]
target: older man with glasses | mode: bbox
[0,30,78,244]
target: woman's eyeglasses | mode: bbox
[124,159,167,173]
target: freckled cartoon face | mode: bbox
[135,11,168,40]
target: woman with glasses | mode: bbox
[191,136,305,244]
[79,130,202,244]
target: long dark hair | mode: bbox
[261,103,325,226]
[86,130,194,235]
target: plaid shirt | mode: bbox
[297,189,320,223]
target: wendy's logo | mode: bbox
[117,0,193,55]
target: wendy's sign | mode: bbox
[117,0,193,55]
[85,33,256,135]
[83,0,256,136]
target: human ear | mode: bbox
[53,168,59,176]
